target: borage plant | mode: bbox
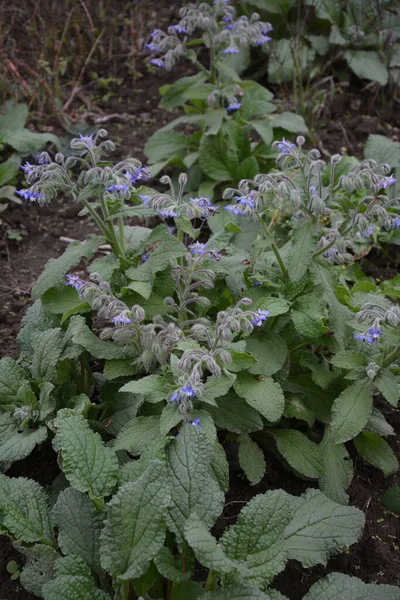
[5,131,399,503]
[143,0,308,198]
[1,418,399,600]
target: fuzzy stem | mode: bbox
[204,570,218,592]
[382,345,400,368]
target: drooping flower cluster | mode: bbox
[17,130,149,205]
[145,1,272,71]
[353,301,400,344]
[138,173,218,220]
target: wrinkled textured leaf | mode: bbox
[374,370,398,406]
[284,489,364,566]
[365,408,394,437]
[303,572,400,600]
[119,374,168,402]
[166,425,224,542]
[238,434,266,485]
[210,441,230,493]
[221,489,292,588]
[42,555,111,600]
[54,409,118,498]
[199,132,239,181]
[0,474,52,543]
[271,111,308,133]
[206,391,264,434]
[113,415,161,455]
[72,322,137,360]
[345,50,389,85]
[32,236,104,299]
[0,357,28,404]
[292,295,328,339]
[0,426,47,462]
[354,432,398,477]
[319,427,353,505]
[203,587,274,600]
[53,488,103,571]
[31,328,64,381]
[19,544,59,597]
[288,221,316,282]
[330,379,373,443]
[247,335,288,377]
[100,461,170,580]
[234,373,285,422]
[154,546,191,582]
[273,430,323,479]
[185,512,237,574]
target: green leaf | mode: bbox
[187,409,217,444]
[382,485,400,512]
[203,587,274,600]
[100,461,170,580]
[171,581,205,600]
[19,544,59,597]
[185,512,237,574]
[364,134,400,167]
[166,425,224,542]
[330,379,374,443]
[103,391,143,436]
[31,327,64,381]
[344,50,389,85]
[354,432,398,477]
[319,427,353,505]
[221,489,292,588]
[0,103,59,152]
[365,408,394,437]
[374,370,398,406]
[206,391,264,434]
[42,285,86,315]
[271,111,309,134]
[119,375,168,402]
[39,382,56,420]
[54,409,118,498]
[284,396,315,427]
[154,546,191,582]
[234,373,285,422]
[247,335,288,377]
[159,73,206,109]
[53,488,103,571]
[313,263,352,348]
[210,441,229,493]
[0,474,52,543]
[113,415,161,455]
[199,132,239,181]
[0,153,20,186]
[160,402,184,436]
[240,81,275,120]
[72,321,137,360]
[42,555,111,600]
[0,357,28,404]
[145,130,189,163]
[238,434,266,485]
[249,120,273,146]
[272,430,323,479]
[32,236,105,299]
[330,351,366,369]
[0,426,47,462]
[284,489,364,566]
[303,572,400,600]
[202,373,236,405]
[288,221,316,282]
[104,359,136,381]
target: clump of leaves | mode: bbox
[143,0,308,197]
[6,132,399,509]
[1,419,398,599]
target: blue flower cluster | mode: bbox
[354,325,382,343]
[170,385,196,403]
[251,309,270,326]
[224,192,257,216]
[66,274,86,292]
[107,166,150,193]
